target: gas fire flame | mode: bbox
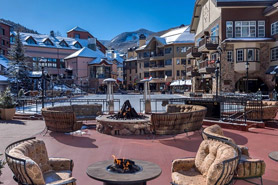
[112,155,131,170]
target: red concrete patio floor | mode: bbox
[2,126,278,185]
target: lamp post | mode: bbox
[245,61,249,93]
[215,59,220,99]
[15,66,19,99]
[86,78,89,94]
[217,46,223,95]
[80,78,83,95]
[41,67,46,108]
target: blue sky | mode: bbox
[0,0,195,40]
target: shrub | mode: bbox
[0,87,17,109]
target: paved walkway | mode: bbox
[1,121,278,185]
[0,120,45,154]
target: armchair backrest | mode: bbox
[195,139,240,185]
[202,124,235,144]
[5,137,50,185]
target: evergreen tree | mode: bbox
[7,30,31,93]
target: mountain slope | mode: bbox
[100,28,154,53]
[0,18,38,34]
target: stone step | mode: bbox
[13,113,43,120]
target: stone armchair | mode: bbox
[171,139,240,185]
[5,137,77,185]
[202,124,266,185]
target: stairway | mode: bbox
[13,113,43,120]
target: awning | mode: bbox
[266,65,278,74]
[170,80,192,86]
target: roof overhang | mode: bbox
[216,0,277,7]
[264,2,278,16]
[190,0,209,34]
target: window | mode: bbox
[2,29,5,35]
[2,40,5,46]
[247,49,254,61]
[176,59,180,65]
[165,70,172,76]
[187,59,191,65]
[26,37,36,44]
[165,47,172,54]
[236,49,244,62]
[256,49,260,61]
[181,59,186,65]
[165,59,172,65]
[139,73,141,79]
[177,70,180,76]
[271,47,278,61]
[74,34,80,39]
[59,40,68,47]
[258,21,265,37]
[271,22,278,35]
[74,42,82,48]
[144,61,149,68]
[227,51,233,62]
[235,21,256,37]
[144,72,149,78]
[143,52,150,58]
[44,39,53,46]
[177,47,187,53]
[211,24,219,37]
[32,57,37,61]
[226,21,233,38]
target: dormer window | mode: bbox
[43,38,54,46]
[74,34,80,39]
[74,42,82,48]
[26,36,37,44]
[59,40,68,47]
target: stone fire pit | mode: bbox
[96,115,151,135]
[96,100,151,135]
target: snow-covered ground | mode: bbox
[17,94,185,114]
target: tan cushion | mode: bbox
[195,140,237,184]
[236,159,266,178]
[172,168,206,185]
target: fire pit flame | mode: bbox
[108,100,146,120]
[108,155,141,173]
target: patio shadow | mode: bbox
[159,132,202,152]
[0,120,25,125]
[223,130,248,145]
[49,132,98,148]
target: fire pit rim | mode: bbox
[86,159,162,184]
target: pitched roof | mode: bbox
[67,26,88,33]
[0,55,9,68]
[13,32,89,50]
[161,26,194,44]
[89,58,112,65]
[64,47,104,60]
[0,75,8,81]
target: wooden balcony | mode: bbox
[186,47,202,58]
[198,36,219,52]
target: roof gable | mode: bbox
[43,38,54,46]
[59,40,69,47]
[25,36,37,44]
[67,26,88,33]
[64,47,104,60]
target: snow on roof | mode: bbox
[125,57,138,62]
[0,75,8,81]
[67,26,88,33]
[136,44,147,51]
[64,47,104,60]
[89,58,112,65]
[29,71,42,78]
[0,55,9,68]
[160,26,194,44]
[170,80,192,86]
[13,32,89,50]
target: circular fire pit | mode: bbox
[96,115,151,135]
[97,100,151,135]
[87,160,162,185]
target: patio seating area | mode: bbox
[1,119,278,185]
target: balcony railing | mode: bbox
[199,36,219,50]
[150,51,164,57]
[185,47,202,58]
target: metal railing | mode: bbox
[16,98,121,114]
[140,95,263,123]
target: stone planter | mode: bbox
[1,108,16,120]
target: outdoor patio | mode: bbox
[1,120,278,185]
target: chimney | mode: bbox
[88,37,97,51]
[50,30,55,37]
[139,34,146,47]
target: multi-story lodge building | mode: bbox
[188,0,278,94]
[0,20,11,56]
[136,26,194,91]
[124,46,138,90]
